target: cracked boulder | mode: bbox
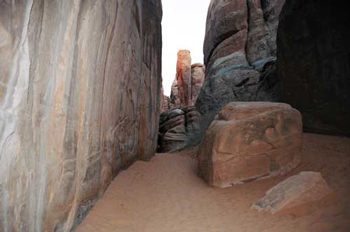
[197,102,302,188]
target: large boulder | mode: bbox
[195,0,285,144]
[198,102,302,188]
[277,1,350,136]
[252,172,333,214]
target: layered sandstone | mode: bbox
[158,107,200,153]
[277,1,350,136]
[0,1,162,231]
[198,102,302,188]
[195,0,285,143]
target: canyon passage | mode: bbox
[0,1,349,232]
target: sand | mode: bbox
[77,133,350,232]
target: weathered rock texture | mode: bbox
[158,55,205,151]
[167,52,205,110]
[175,50,192,107]
[195,0,285,142]
[252,172,333,214]
[198,102,302,188]
[0,1,162,231]
[158,107,200,153]
[278,1,350,136]
[190,63,206,105]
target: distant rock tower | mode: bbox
[166,50,205,111]
[158,50,205,152]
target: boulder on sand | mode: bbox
[198,102,303,188]
[252,171,333,214]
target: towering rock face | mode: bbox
[176,50,192,107]
[0,1,162,231]
[160,86,171,112]
[167,51,205,110]
[196,0,285,142]
[278,1,350,136]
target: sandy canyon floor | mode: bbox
[77,133,350,232]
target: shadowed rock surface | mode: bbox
[195,0,285,144]
[0,0,162,231]
[277,1,350,136]
[158,107,200,153]
[198,102,303,188]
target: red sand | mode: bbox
[77,133,350,232]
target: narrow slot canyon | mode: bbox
[0,1,349,232]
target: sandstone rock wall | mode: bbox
[195,0,285,142]
[0,0,162,231]
[277,1,350,136]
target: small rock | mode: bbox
[252,171,333,214]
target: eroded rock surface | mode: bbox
[195,0,285,143]
[158,109,186,152]
[252,172,333,214]
[198,102,302,188]
[175,50,192,107]
[278,1,350,136]
[166,52,205,111]
[158,107,200,152]
[158,53,204,151]
[0,1,162,231]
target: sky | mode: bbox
[161,0,211,96]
